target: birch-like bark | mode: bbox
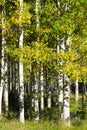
[0,0,8,116]
[19,0,25,123]
[57,41,64,119]
[1,2,5,116]
[36,0,40,43]
[29,67,33,119]
[4,65,8,115]
[75,79,79,102]
[34,76,39,121]
[34,0,40,121]
[40,67,44,111]
[48,90,51,108]
[63,76,70,126]
[4,50,8,115]
[46,70,51,109]
[15,62,19,92]
[57,0,64,119]
[63,37,71,126]
[58,74,63,118]
[57,0,60,14]
[57,36,71,125]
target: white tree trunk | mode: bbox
[36,0,40,42]
[48,90,51,108]
[4,70,8,115]
[75,79,79,102]
[0,0,7,117]
[32,80,35,108]
[19,0,25,123]
[63,76,70,126]
[57,1,71,125]
[9,62,12,91]
[58,74,63,118]
[34,77,39,121]
[19,30,25,123]
[15,62,19,92]
[57,0,60,14]
[4,47,8,115]
[63,37,71,126]
[40,67,44,111]
[0,87,3,117]
[57,42,64,119]
[34,0,40,121]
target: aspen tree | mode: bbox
[63,37,71,126]
[34,0,40,121]
[57,40,64,119]
[57,0,64,119]
[0,0,8,117]
[63,75,70,126]
[19,0,25,123]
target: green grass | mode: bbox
[0,119,87,130]
[0,94,87,130]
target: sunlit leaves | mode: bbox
[4,0,87,82]
[10,6,31,25]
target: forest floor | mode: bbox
[0,118,87,130]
